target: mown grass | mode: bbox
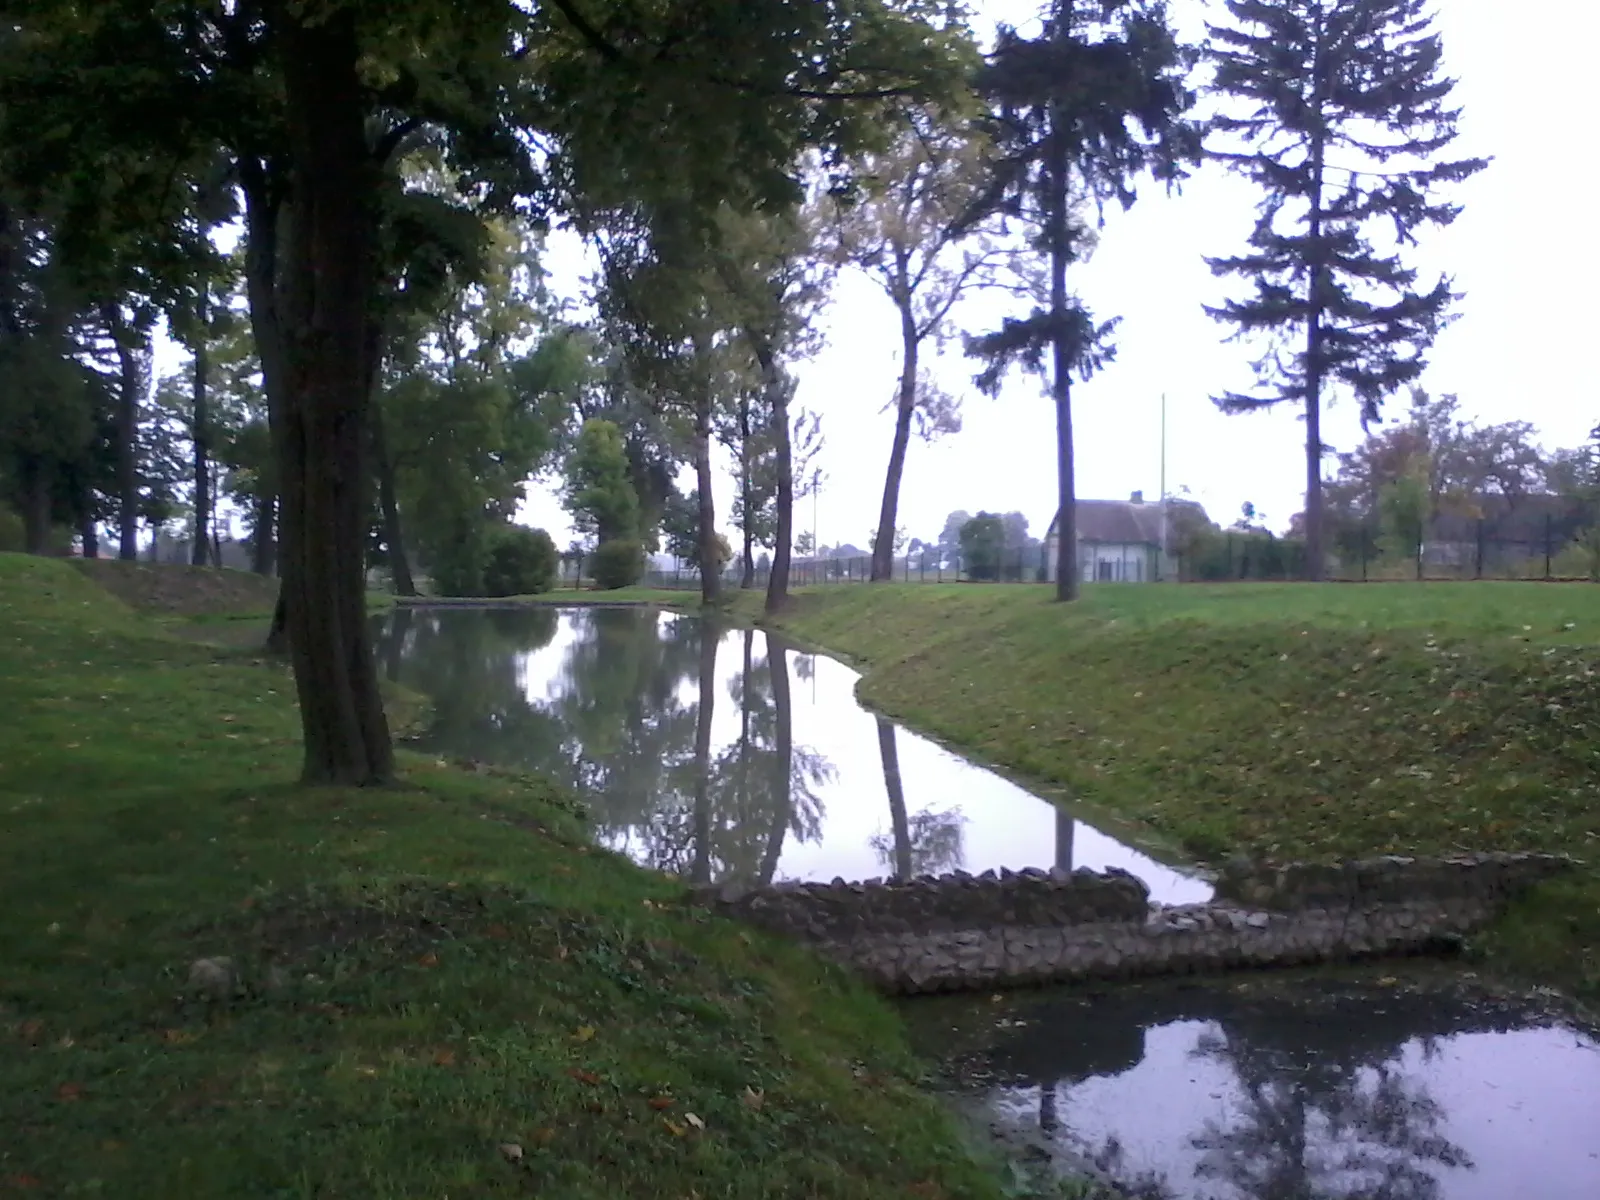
[742,582,1600,1002]
[0,555,1027,1199]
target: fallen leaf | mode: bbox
[648,1095,674,1110]
[567,1068,601,1086]
[416,953,439,968]
[684,1112,705,1131]
[740,1086,765,1112]
[2,1174,42,1190]
[485,923,510,939]
[55,1082,84,1102]
[432,1049,457,1067]
[662,1119,686,1137]
[532,1127,556,1145]
[573,1025,597,1043]
[498,1142,524,1163]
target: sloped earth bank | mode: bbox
[739,584,1600,1003]
[72,558,281,616]
[0,555,1049,1200]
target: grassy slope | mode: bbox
[0,555,1012,1200]
[744,583,1600,1000]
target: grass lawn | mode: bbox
[0,555,1036,1200]
[740,581,1600,1002]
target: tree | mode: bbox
[965,0,1199,602]
[828,102,1002,582]
[936,508,971,568]
[1205,0,1490,579]
[5,0,969,784]
[564,418,641,547]
[794,529,816,557]
[958,511,1005,580]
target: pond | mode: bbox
[908,968,1600,1200]
[374,604,1211,903]
[375,606,1600,1197]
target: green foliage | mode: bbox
[1180,528,1307,582]
[1378,469,1429,557]
[564,419,641,544]
[591,538,646,591]
[481,524,558,597]
[0,504,23,551]
[958,512,1005,580]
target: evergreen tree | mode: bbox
[1205,0,1489,579]
[964,0,1199,601]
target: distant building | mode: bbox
[1042,493,1209,583]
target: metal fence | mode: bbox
[1177,510,1600,583]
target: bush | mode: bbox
[0,506,23,553]
[482,524,558,596]
[428,529,488,597]
[591,538,644,590]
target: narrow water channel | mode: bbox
[375,604,1210,902]
[375,605,1600,1197]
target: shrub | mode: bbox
[428,531,487,597]
[591,538,644,590]
[0,506,23,553]
[482,524,558,597]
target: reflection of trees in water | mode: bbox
[377,608,838,884]
[1190,1028,1468,1200]
[376,607,569,769]
[963,980,1487,1200]
[868,717,968,879]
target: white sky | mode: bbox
[517,0,1600,545]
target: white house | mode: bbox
[1043,493,1207,583]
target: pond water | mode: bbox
[377,606,1600,1196]
[374,605,1211,903]
[910,970,1600,1200]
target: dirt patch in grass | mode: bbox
[72,559,279,617]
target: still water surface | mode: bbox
[911,972,1600,1200]
[378,606,1600,1197]
[375,604,1209,903]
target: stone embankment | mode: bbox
[691,853,1571,995]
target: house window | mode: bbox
[1097,559,1115,582]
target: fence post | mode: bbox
[1227,534,1234,579]
[1475,519,1484,580]
[1545,513,1554,581]
[1415,531,1423,581]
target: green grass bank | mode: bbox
[741,582,1600,1002]
[0,555,1035,1199]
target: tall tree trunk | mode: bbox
[763,367,794,614]
[877,717,913,880]
[252,493,277,576]
[265,585,288,655]
[739,392,756,588]
[694,394,721,606]
[20,458,51,554]
[79,518,98,559]
[370,401,416,596]
[102,302,143,561]
[758,635,792,885]
[191,293,211,566]
[1302,22,1329,583]
[690,623,718,883]
[1046,46,1079,603]
[872,306,920,582]
[272,6,392,784]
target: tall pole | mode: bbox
[1159,392,1168,579]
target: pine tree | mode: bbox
[1205,0,1488,579]
[965,0,1199,601]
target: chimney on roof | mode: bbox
[1130,490,1144,504]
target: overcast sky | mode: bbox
[517,0,1600,548]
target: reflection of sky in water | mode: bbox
[984,1019,1600,1200]
[509,608,1210,903]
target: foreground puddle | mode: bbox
[906,969,1600,1199]
[376,605,1210,903]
